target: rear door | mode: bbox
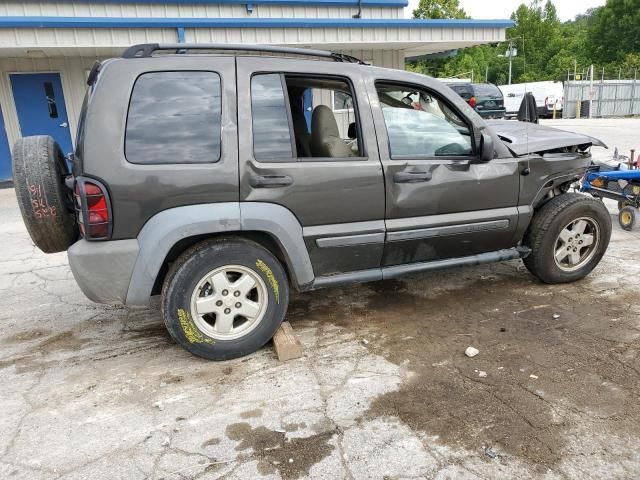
[366,78,521,266]
[236,57,385,276]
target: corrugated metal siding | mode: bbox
[0,25,504,50]
[0,2,401,19]
[564,80,640,118]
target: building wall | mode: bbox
[0,56,102,149]
[0,2,402,19]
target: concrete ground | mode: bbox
[1,119,640,479]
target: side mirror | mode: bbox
[480,132,495,162]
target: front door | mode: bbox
[10,73,74,155]
[368,80,521,266]
[0,105,11,182]
[236,57,386,276]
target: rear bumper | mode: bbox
[67,238,139,304]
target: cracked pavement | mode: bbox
[1,121,640,479]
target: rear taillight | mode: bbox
[73,178,111,240]
[468,96,477,108]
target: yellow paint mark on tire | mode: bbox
[178,308,214,344]
[255,259,279,304]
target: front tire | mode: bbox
[161,238,289,360]
[523,193,611,284]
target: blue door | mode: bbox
[0,106,11,182]
[10,73,73,155]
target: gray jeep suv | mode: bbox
[12,44,611,360]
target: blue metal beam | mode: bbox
[0,17,515,29]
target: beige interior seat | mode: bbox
[310,105,353,158]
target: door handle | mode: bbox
[59,122,68,128]
[250,174,293,188]
[393,171,432,183]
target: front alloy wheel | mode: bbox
[554,217,600,272]
[523,193,611,284]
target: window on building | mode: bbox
[376,83,473,159]
[125,71,222,164]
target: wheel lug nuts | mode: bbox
[235,302,241,308]
[216,300,223,306]
[222,289,228,296]
[234,291,240,297]
[224,308,231,314]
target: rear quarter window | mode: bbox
[449,85,472,99]
[125,71,222,164]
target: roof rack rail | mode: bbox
[121,43,367,64]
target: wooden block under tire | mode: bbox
[273,321,303,361]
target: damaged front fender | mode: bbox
[485,120,607,156]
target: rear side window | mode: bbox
[125,71,222,164]
[251,74,294,161]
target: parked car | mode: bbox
[445,82,506,119]
[499,81,564,118]
[12,44,610,361]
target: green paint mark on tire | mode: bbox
[178,308,214,344]
[256,259,279,304]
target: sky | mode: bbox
[405,0,607,21]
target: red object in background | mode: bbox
[468,96,477,108]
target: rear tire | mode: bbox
[161,238,289,360]
[523,193,611,284]
[619,206,636,231]
[12,135,77,253]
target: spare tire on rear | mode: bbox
[12,135,78,253]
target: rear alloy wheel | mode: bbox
[190,265,268,341]
[161,238,289,360]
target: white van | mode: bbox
[499,81,564,118]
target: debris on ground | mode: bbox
[553,313,561,319]
[485,447,498,459]
[529,374,539,379]
[478,371,488,378]
[465,346,479,358]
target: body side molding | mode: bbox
[307,247,527,290]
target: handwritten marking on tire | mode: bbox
[178,308,214,344]
[255,259,279,304]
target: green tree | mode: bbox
[588,0,640,63]
[406,0,638,84]
[412,0,467,19]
